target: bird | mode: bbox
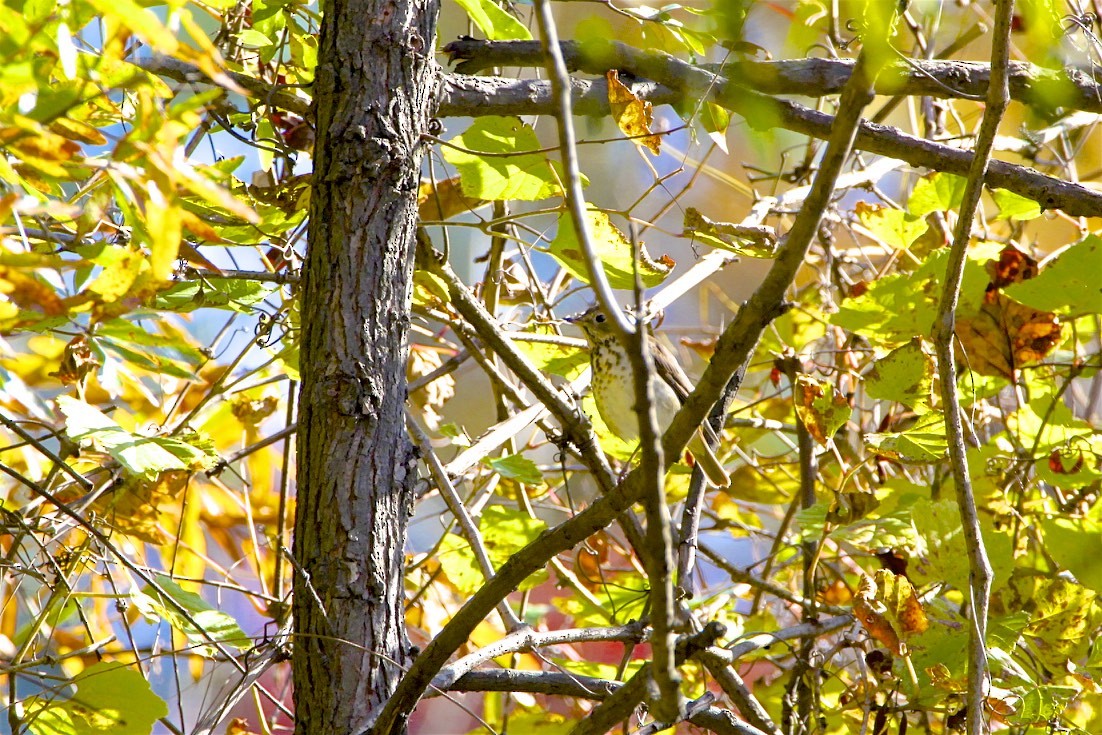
[568,305,730,488]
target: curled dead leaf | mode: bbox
[51,335,101,385]
[606,70,661,155]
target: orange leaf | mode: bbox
[986,244,1038,288]
[855,592,900,654]
[956,292,1062,377]
[0,265,66,315]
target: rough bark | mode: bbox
[292,0,439,730]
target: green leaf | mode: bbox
[480,505,547,574]
[701,102,730,153]
[412,269,450,306]
[547,208,672,290]
[992,188,1043,221]
[1042,517,1102,594]
[553,569,647,625]
[438,507,548,595]
[864,411,947,463]
[907,498,973,593]
[95,319,204,361]
[865,338,935,413]
[131,576,251,655]
[1005,394,1093,454]
[93,319,204,379]
[152,278,277,313]
[907,172,966,217]
[437,533,483,595]
[97,338,197,380]
[833,244,997,347]
[1009,684,1080,725]
[907,618,970,703]
[1004,234,1102,316]
[511,336,589,380]
[487,453,544,486]
[24,662,168,735]
[443,117,573,201]
[85,246,144,302]
[452,0,531,40]
[57,396,191,479]
[988,612,1031,650]
[832,271,940,347]
[481,711,572,734]
[1002,570,1099,671]
[857,202,928,251]
[236,28,273,48]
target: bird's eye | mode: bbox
[594,313,605,323]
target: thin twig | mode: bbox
[405,410,524,630]
[932,3,1014,734]
[432,622,645,690]
[533,0,630,336]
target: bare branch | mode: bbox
[432,622,645,690]
[132,54,311,117]
[932,3,1015,733]
[444,39,1102,113]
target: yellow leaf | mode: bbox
[145,181,183,281]
[87,246,145,302]
[85,0,180,56]
[607,70,661,155]
[0,265,66,315]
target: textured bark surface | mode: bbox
[292,0,438,730]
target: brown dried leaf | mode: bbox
[956,292,1062,377]
[854,571,928,655]
[875,568,928,636]
[826,487,880,525]
[855,576,901,654]
[680,335,718,360]
[97,470,190,544]
[0,265,66,315]
[986,244,1038,288]
[230,395,279,428]
[926,662,967,693]
[51,335,101,385]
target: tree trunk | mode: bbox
[292,0,438,729]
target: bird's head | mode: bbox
[565,305,615,343]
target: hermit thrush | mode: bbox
[568,306,730,488]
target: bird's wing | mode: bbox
[651,336,694,402]
[652,334,724,446]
